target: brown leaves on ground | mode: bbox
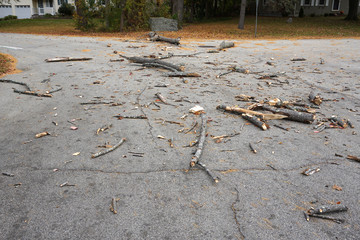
[0,53,19,78]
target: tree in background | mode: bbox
[345,0,359,20]
[267,0,297,17]
[238,0,246,29]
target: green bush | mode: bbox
[44,13,53,18]
[310,13,315,17]
[4,15,17,20]
[299,8,304,18]
[58,3,75,16]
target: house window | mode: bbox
[304,0,311,6]
[319,0,325,5]
[332,0,340,11]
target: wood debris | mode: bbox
[2,172,14,177]
[291,58,306,61]
[148,32,180,45]
[96,124,112,135]
[219,41,234,50]
[164,72,201,78]
[35,131,50,138]
[309,91,322,105]
[45,57,93,62]
[120,55,184,72]
[190,113,207,168]
[302,167,320,176]
[260,105,315,123]
[155,92,176,106]
[216,105,287,120]
[242,114,268,130]
[92,138,126,158]
[110,197,120,214]
[114,115,147,120]
[346,155,360,162]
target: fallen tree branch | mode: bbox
[216,105,287,120]
[242,114,268,130]
[308,214,344,224]
[120,55,184,72]
[308,204,348,215]
[197,161,219,183]
[0,79,31,91]
[190,113,206,167]
[148,32,180,45]
[45,57,93,62]
[113,115,147,120]
[92,138,126,158]
[13,89,52,97]
[260,105,315,123]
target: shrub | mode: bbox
[4,15,17,20]
[324,13,329,17]
[58,3,74,16]
[299,8,304,18]
[44,13,53,18]
[310,13,315,17]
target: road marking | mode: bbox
[0,45,23,50]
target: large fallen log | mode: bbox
[148,32,180,45]
[216,105,287,120]
[120,55,184,72]
[260,105,315,123]
[45,57,93,62]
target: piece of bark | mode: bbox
[242,114,267,131]
[120,55,184,72]
[260,105,315,123]
[164,72,201,77]
[308,204,348,215]
[148,32,180,45]
[216,105,287,120]
[309,91,322,105]
[92,138,126,158]
[45,57,93,62]
[219,41,234,50]
[190,113,206,167]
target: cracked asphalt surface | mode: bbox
[1,33,360,239]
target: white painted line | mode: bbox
[0,45,23,50]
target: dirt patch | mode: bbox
[0,53,20,78]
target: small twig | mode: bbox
[155,92,176,106]
[273,124,289,131]
[0,79,31,91]
[110,197,119,214]
[80,101,115,105]
[114,115,147,120]
[142,63,178,72]
[309,214,344,224]
[184,121,198,134]
[2,172,14,177]
[197,161,219,183]
[190,114,206,167]
[13,88,52,97]
[47,87,63,94]
[249,143,257,153]
[92,138,126,158]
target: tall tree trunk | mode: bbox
[105,0,110,29]
[345,0,359,20]
[238,0,246,29]
[177,0,184,25]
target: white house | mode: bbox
[0,0,75,19]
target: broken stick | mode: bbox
[197,161,219,183]
[308,204,348,215]
[190,113,206,167]
[216,105,287,120]
[260,105,315,123]
[242,114,267,131]
[45,57,93,62]
[148,32,180,45]
[92,138,126,158]
[164,72,201,78]
[110,197,118,214]
[13,89,52,97]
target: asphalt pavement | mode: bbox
[0,33,360,239]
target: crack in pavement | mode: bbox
[231,187,246,240]
[136,85,156,143]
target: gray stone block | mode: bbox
[149,17,178,32]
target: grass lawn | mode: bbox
[0,16,359,40]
